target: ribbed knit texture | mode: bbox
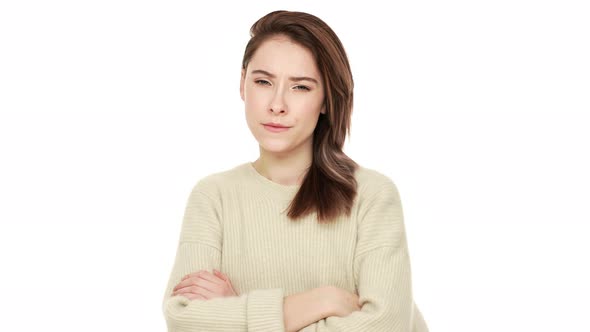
[162,162,428,331]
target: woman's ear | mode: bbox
[239,69,245,101]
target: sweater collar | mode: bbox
[244,161,301,202]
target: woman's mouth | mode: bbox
[263,124,290,133]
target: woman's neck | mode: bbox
[253,153,311,187]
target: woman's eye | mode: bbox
[294,85,310,91]
[254,80,309,91]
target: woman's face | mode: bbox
[240,35,325,156]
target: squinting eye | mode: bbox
[255,80,271,85]
[295,85,310,91]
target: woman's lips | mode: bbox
[263,124,290,133]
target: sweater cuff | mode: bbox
[247,288,285,332]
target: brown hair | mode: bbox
[242,10,359,223]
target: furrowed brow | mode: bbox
[251,69,319,84]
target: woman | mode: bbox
[162,10,428,332]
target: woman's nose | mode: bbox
[269,89,287,114]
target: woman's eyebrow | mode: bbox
[251,69,319,84]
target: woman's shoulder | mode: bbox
[354,163,400,198]
[189,162,250,198]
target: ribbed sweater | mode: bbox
[162,161,429,331]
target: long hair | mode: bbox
[242,10,358,223]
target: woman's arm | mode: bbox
[173,269,359,332]
[164,184,286,331]
[284,286,361,332]
[295,180,430,332]
[283,287,332,332]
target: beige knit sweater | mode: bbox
[162,162,428,331]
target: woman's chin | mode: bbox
[258,142,292,154]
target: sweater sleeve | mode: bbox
[298,179,428,332]
[161,184,286,332]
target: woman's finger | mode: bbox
[194,276,220,293]
[197,270,225,286]
[177,292,207,301]
[216,271,234,288]
[175,271,218,291]
[214,269,229,281]
[174,284,215,299]
[174,276,217,294]
[214,270,238,295]
[174,278,193,292]
[182,270,205,280]
[192,285,216,299]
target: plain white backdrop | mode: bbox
[1,1,588,331]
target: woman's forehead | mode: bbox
[247,38,320,78]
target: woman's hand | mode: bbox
[322,286,362,318]
[172,269,238,300]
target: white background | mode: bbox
[1,1,589,331]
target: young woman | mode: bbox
[162,10,429,332]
